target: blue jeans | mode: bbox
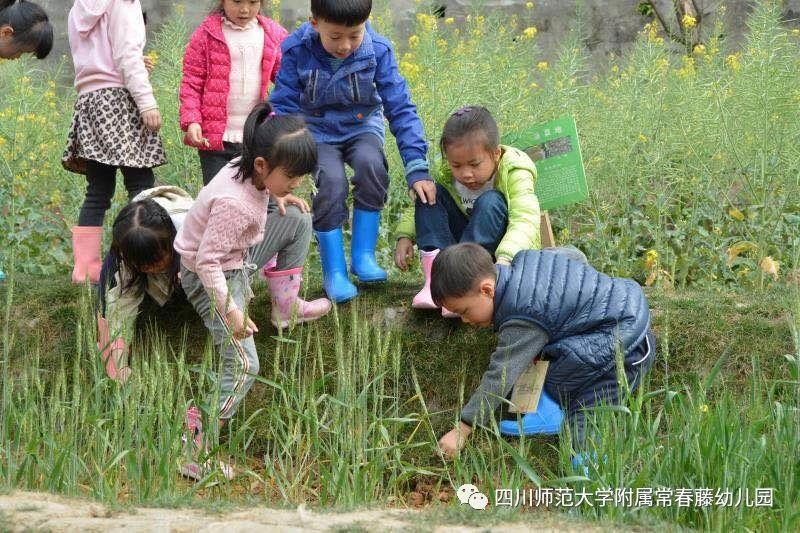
[415,184,508,256]
[312,133,389,231]
[561,329,657,449]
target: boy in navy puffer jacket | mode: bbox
[270,0,433,304]
[430,243,656,463]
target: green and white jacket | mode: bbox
[393,145,541,262]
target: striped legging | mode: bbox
[180,204,312,420]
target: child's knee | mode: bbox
[473,190,507,212]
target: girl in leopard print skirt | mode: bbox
[62,0,166,285]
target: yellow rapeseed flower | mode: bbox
[676,55,695,78]
[526,2,534,9]
[444,17,454,25]
[536,61,549,71]
[759,256,780,280]
[522,27,537,39]
[682,14,697,28]
[416,13,437,33]
[692,43,706,56]
[643,21,664,44]
[725,53,741,72]
[408,35,420,48]
[638,134,648,143]
[793,29,800,37]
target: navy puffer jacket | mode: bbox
[494,250,651,396]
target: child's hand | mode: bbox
[410,180,437,205]
[187,123,209,147]
[142,108,162,132]
[143,54,155,73]
[275,194,310,215]
[496,257,511,266]
[226,308,258,339]
[438,421,472,459]
[395,237,415,271]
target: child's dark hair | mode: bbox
[0,0,53,59]
[430,243,496,307]
[211,0,262,15]
[439,106,500,156]
[311,0,371,26]
[110,200,180,295]
[235,102,317,180]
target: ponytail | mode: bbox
[235,102,317,181]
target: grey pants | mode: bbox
[181,205,312,420]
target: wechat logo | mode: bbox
[457,483,489,510]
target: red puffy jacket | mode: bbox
[179,13,288,151]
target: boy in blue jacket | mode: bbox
[270,0,434,303]
[430,243,656,464]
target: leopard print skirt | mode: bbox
[62,87,166,175]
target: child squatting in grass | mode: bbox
[430,243,656,468]
[394,106,542,317]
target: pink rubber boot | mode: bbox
[71,226,103,284]
[265,266,332,329]
[180,406,234,481]
[441,306,459,318]
[412,249,439,309]
[260,254,278,278]
[96,315,131,382]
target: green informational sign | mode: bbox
[503,116,588,211]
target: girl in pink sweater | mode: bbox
[62,0,165,285]
[180,0,288,185]
[174,103,330,481]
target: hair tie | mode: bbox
[268,111,276,118]
[453,106,474,117]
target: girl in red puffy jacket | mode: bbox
[179,1,288,185]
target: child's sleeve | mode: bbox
[373,41,430,188]
[393,204,416,242]
[101,262,144,343]
[460,320,549,428]
[195,199,251,315]
[269,46,302,115]
[108,1,156,113]
[179,25,208,131]
[495,168,542,263]
[268,24,289,83]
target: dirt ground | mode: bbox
[0,491,610,532]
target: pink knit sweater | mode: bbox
[174,161,270,314]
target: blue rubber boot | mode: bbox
[315,227,358,303]
[499,389,564,436]
[350,209,387,282]
[571,452,607,477]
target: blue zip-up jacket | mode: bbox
[493,250,651,397]
[269,22,430,186]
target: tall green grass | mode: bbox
[2,264,798,530]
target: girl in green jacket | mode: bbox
[394,106,541,316]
